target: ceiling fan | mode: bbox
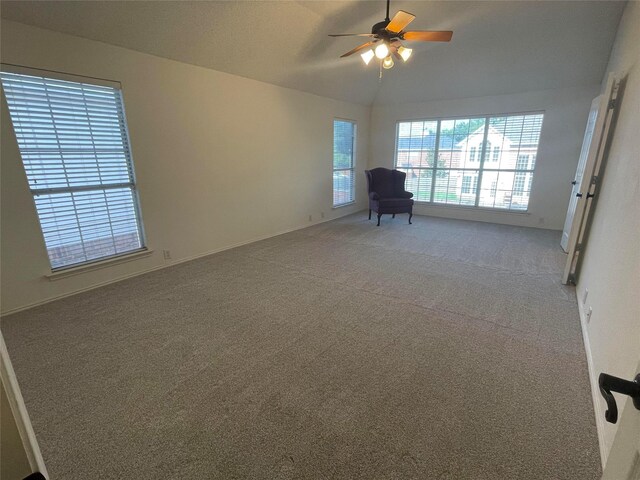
[329,0,452,71]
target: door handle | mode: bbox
[576,192,583,198]
[598,372,640,423]
[571,180,577,185]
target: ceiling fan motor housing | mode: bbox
[371,20,391,36]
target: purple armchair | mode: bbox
[365,168,414,226]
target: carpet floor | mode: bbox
[2,213,601,479]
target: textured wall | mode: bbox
[370,85,599,230]
[0,20,370,314]
[576,0,640,470]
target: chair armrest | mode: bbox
[369,192,380,200]
[398,191,414,199]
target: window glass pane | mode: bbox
[332,119,355,206]
[1,70,145,270]
[478,171,499,208]
[433,170,452,204]
[460,172,479,206]
[402,168,433,202]
[396,120,436,202]
[333,169,354,206]
[333,120,354,170]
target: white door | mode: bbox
[560,98,599,252]
[602,360,640,480]
[561,75,618,284]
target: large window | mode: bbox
[333,119,356,207]
[395,112,544,211]
[1,68,145,270]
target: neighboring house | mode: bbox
[396,122,539,209]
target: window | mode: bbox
[1,68,145,270]
[333,119,356,207]
[461,175,472,194]
[516,154,529,169]
[461,175,477,195]
[395,112,543,211]
[513,172,527,196]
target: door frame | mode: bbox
[562,74,619,284]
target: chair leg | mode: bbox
[408,213,413,224]
[368,209,371,220]
[392,213,396,218]
[377,213,382,226]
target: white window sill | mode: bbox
[332,201,356,209]
[46,248,154,281]
[413,201,530,215]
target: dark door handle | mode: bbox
[576,192,583,198]
[598,372,640,423]
[571,180,577,185]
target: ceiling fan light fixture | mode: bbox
[374,42,389,59]
[398,46,413,62]
[382,55,394,69]
[361,49,375,65]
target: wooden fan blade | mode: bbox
[329,33,375,37]
[386,10,415,33]
[402,31,453,42]
[340,41,375,58]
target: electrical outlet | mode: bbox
[582,288,589,305]
[586,306,593,323]
[308,215,312,222]
[163,249,172,260]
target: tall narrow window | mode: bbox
[395,112,543,211]
[333,119,356,207]
[1,68,146,270]
[492,146,501,162]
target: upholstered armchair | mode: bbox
[365,168,414,226]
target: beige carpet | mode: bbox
[2,213,601,479]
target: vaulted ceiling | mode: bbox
[0,1,625,106]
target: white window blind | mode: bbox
[333,119,356,207]
[1,69,145,270]
[395,112,543,211]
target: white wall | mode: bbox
[370,85,599,229]
[575,1,640,467]
[0,20,370,314]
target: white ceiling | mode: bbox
[0,1,625,106]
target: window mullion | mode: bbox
[30,182,135,196]
[430,120,440,203]
[475,118,491,207]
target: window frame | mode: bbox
[1,64,147,272]
[332,118,357,208]
[394,111,544,213]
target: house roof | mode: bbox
[399,116,543,151]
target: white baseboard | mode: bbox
[577,299,607,467]
[1,208,366,317]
